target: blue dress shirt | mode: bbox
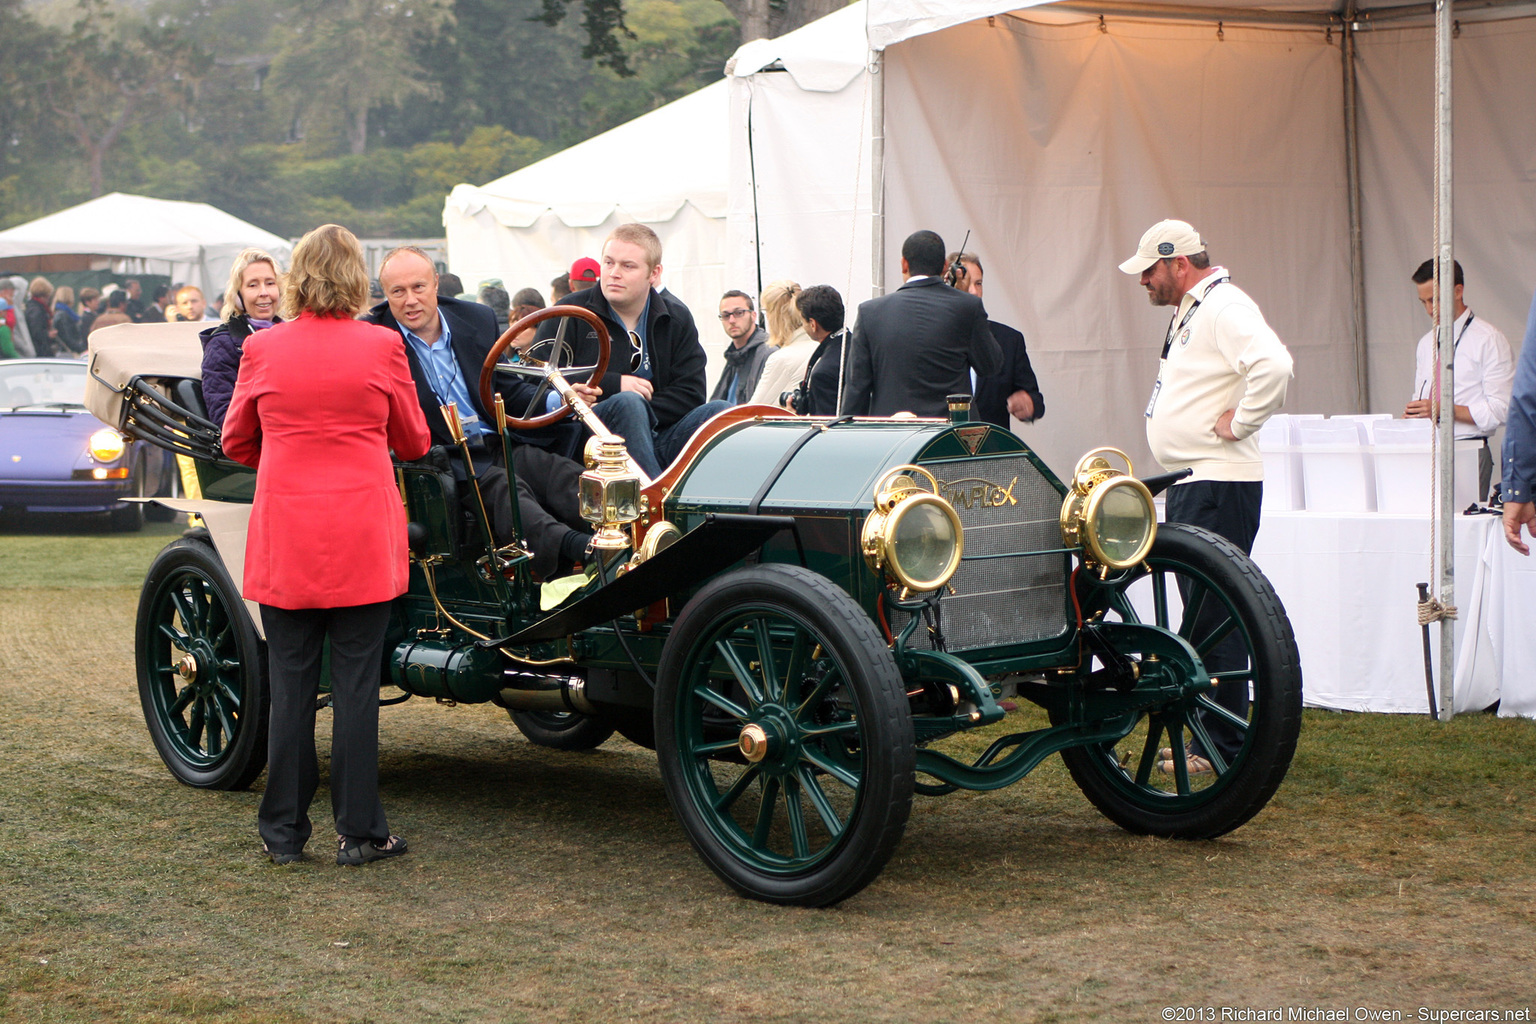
[1500,288,1536,503]
[401,311,491,439]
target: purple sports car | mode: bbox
[0,358,176,530]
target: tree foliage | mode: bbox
[0,0,744,237]
[43,0,212,196]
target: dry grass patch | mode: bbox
[2,528,1535,1023]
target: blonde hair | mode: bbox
[54,285,75,308]
[761,280,804,348]
[283,225,369,319]
[220,248,283,320]
[29,276,52,300]
[604,223,662,269]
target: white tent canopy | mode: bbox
[443,79,734,366]
[727,0,1536,478]
[0,192,292,295]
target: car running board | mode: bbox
[496,513,799,645]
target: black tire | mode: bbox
[1056,523,1302,839]
[108,452,146,532]
[136,537,269,789]
[508,709,616,750]
[655,564,915,907]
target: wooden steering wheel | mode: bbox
[478,304,611,430]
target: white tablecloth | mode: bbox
[1246,511,1533,716]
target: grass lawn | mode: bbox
[2,525,1534,1023]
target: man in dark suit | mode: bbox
[366,246,593,579]
[840,230,1002,417]
[950,252,1044,429]
[533,223,728,477]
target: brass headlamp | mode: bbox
[1059,447,1156,574]
[861,464,964,594]
[580,436,643,551]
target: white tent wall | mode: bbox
[443,200,726,347]
[883,14,1356,475]
[443,80,736,380]
[1355,17,1536,430]
[0,193,292,296]
[726,70,876,321]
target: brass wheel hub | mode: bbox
[176,654,199,683]
[738,723,770,763]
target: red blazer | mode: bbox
[222,312,430,609]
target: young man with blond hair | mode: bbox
[533,223,728,477]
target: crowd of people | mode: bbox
[0,274,222,361]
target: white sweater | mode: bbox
[1145,270,1293,482]
[748,329,817,408]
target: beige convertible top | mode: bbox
[86,320,207,429]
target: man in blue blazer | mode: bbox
[840,230,1002,417]
[366,246,592,579]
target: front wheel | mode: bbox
[1056,523,1302,839]
[656,564,914,906]
[136,537,269,789]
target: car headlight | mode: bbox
[89,428,127,463]
[1059,447,1156,573]
[862,465,964,594]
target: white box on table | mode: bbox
[1298,418,1376,512]
[1257,414,1305,510]
[1373,419,1482,513]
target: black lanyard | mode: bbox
[1416,312,1476,400]
[1161,275,1231,359]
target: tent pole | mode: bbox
[870,48,886,298]
[1342,7,1369,413]
[1433,0,1456,720]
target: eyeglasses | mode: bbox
[627,331,645,372]
[718,308,753,321]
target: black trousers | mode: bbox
[258,601,392,854]
[462,442,589,579]
[1163,480,1263,764]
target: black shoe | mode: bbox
[336,834,408,867]
[263,844,303,865]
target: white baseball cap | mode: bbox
[1119,219,1206,275]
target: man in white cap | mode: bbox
[1120,219,1293,775]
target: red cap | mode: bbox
[569,257,600,283]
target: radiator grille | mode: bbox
[895,454,1070,652]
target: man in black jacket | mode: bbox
[950,252,1044,429]
[366,247,593,579]
[709,290,770,405]
[533,223,728,477]
[840,230,1002,417]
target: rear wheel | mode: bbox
[1056,523,1301,838]
[136,538,268,789]
[656,564,914,906]
[507,709,615,750]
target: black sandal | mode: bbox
[336,834,408,866]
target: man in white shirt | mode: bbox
[1404,259,1514,501]
[1121,219,1294,776]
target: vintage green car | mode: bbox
[87,310,1300,907]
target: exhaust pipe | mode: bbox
[496,669,596,716]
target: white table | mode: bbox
[1246,510,1533,716]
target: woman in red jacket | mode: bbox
[223,224,430,867]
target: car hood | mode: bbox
[0,408,100,479]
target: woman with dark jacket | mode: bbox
[51,286,86,355]
[201,249,283,427]
[222,224,430,867]
[25,277,56,357]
